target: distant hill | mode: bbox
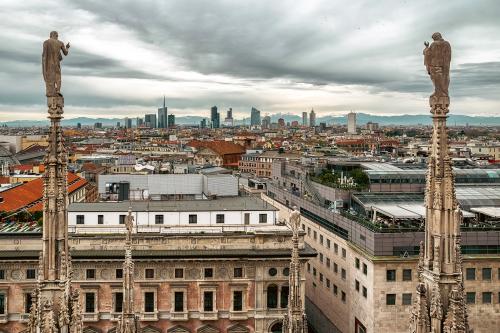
[1,113,499,127]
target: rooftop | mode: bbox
[69,196,277,212]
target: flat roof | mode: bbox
[471,207,500,218]
[68,196,278,212]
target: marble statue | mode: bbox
[42,31,70,97]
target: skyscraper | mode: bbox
[224,108,234,127]
[168,114,175,127]
[158,96,168,129]
[124,117,132,129]
[309,109,316,127]
[347,111,357,134]
[145,114,157,128]
[250,107,261,126]
[210,106,220,128]
[136,117,144,127]
[262,115,271,129]
[302,111,308,126]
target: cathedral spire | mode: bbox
[283,208,308,333]
[409,32,470,333]
[117,207,138,333]
[29,31,82,333]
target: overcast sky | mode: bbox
[0,0,499,121]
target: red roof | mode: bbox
[187,140,245,156]
[0,172,87,213]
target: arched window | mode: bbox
[267,284,278,308]
[280,285,289,308]
[270,322,283,333]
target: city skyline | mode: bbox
[1,0,500,121]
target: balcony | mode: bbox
[82,313,99,322]
[0,314,8,323]
[199,311,218,320]
[170,311,188,321]
[140,312,158,321]
[229,310,248,320]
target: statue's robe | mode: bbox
[42,38,67,96]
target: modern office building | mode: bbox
[265,159,500,333]
[124,117,132,129]
[168,114,175,128]
[309,109,316,127]
[250,107,261,127]
[158,97,168,129]
[302,112,308,127]
[225,108,234,127]
[145,114,157,128]
[347,112,357,134]
[211,106,220,129]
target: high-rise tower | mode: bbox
[283,208,308,333]
[409,32,470,333]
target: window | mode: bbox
[320,273,324,282]
[403,269,412,281]
[155,215,164,225]
[466,292,475,304]
[85,293,95,313]
[25,293,33,314]
[267,285,278,308]
[362,286,367,298]
[355,280,360,292]
[355,258,360,269]
[334,243,338,254]
[326,258,331,268]
[98,215,104,224]
[116,269,123,279]
[402,293,412,305]
[386,269,396,281]
[307,227,311,236]
[269,268,278,277]
[341,268,346,280]
[283,267,290,276]
[76,215,85,225]
[386,294,396,305]
[319,253,323,263]
[187,214,197,224]
[0,270,4,280]
[326,279,331,289]
[341,291,346,303]
[334,263,338,273]
[465,268,475,280]
[313,231,317,240]
[119,215,126,224]
[86,269,96,280]
[307,263,311,273]
[482,292,492,304]
[145,269,155,279]
[216,214,225,224]
[333,284,338,295]
[203,291,214,312]
[342,248,346,258]
[174,291,184,312]
[482,268,492,280]
[320,235,324,245]
[259,214,267,223]
[234,267,243,278]
[114,292,123,312]
[280,286,289,308]
[204,268,213,278]
[144,292,155,312]
[26,269,36,279]
[363,263,368,275]
[174,268,184,279]
[233,291,243,311]
[0,293,5,315]
[327,239,331,248]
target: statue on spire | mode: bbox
[423,32,451,99]
[42,31,70,97]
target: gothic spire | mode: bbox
[283,208,308,333]
[410,33,470,333]
[117,207,138,333]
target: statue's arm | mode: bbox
[61,41,69,56]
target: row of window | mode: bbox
[0,289,246,315]
[465,267,499,281]
[386,292,500,306]
[386,269,414,282]
[84,267,246,280]
[304,225,348,260]
[0,269,36,280]
[309,264,369,302]
[76,213,269,225]
[309,259,346,280]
